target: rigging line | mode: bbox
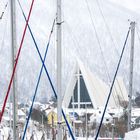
[0,2,8,20]
[84,0,118,106]
[95,0,119,55]
[95,0,127,102]
[0,0,35,123]
[65,19,124,106]
[17,1,75,139]
[64,21,81,56]
[89,0,126,105]
[85,0,126,105]
[0,3,9,54]
[64,22,101,104]
[22,19,55,140]
[136,25,140,42]
[95,28,130,140]
[16,0,55,98]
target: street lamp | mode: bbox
[111,118,115,140]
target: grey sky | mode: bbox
[109,0,140,12]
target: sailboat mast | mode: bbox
[56,0,62,139]
[10,0,18,139]
[128,21,135,132]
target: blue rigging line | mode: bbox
[95,28,130,140]
[22,19,55,140]
[17,0,57,97]
[17,1,75,139]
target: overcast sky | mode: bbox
[0,0,140,14]
[109,0,140,12]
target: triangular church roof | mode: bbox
[62,59,128,109]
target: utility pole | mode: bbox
[128,21,135,132]
[56,0,62,139]
[10,0,18,139]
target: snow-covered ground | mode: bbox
[0,127,9,140]
[125,128,140,140]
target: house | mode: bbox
[46,108,70,126]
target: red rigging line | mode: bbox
[0,0,35,123]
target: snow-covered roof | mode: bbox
[131,108,140,118]
[90,109,113,123]
[18,109,26,116]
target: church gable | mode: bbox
[68,73,93,109]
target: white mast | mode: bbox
[77,67,80,109]
[10,0,18,139]
[72,95,75,136]
[56,0,62,139]
[127,21,135,132]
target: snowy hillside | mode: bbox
[0,0,140,103]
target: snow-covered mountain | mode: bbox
[0,0,140,103]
